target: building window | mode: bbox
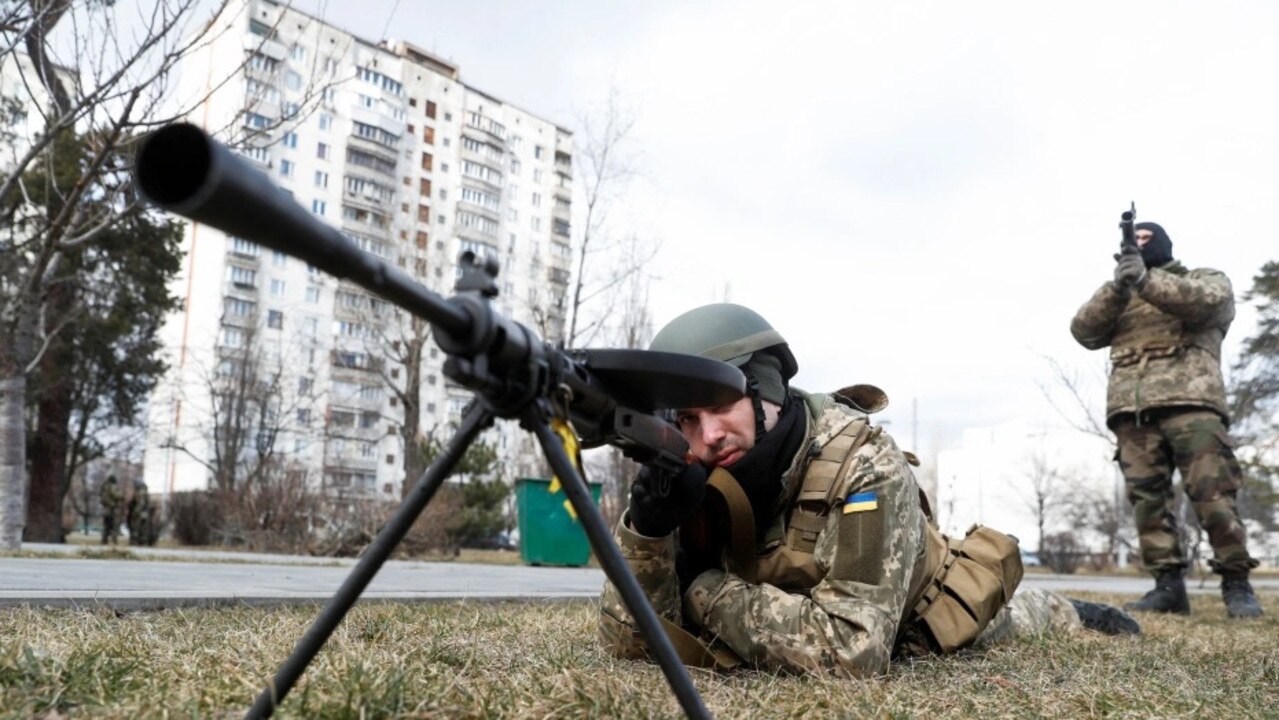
[221,327,246,348]
[306,286,320,303]
[229,266,256,287]
[244,112,271,129]
[421,152,433,171]
[424,126,435,145]
[285,70,303,91]
[440,162,448,173]
[532,192,541,207]
[282,131,298,148]
[415,231,428,249]
[317,142,330,160]
[279,159,294,177]
[417,205,430,223]
[318,113,332,131]
[267,309,284,329]
[290,44,306,62]
[271,279,286,296]
[534,145,544,159]
[299,377,313,394]
[444,111,452,122]
[314,170,328,188]
[296,408,311,425]
[273,250,287,266]
[225,297,255,317]
[312,199,327,216]
[425,100,437,119]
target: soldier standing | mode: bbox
[600,304,1138,676]
[127,480,151,546]
[99,475,123,545]
[1071,221,1262,618]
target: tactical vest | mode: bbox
[666,414,1023,668]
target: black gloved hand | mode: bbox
[1113,249,1147,292]
[627,462,708,537]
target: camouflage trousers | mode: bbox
[1113,408,1258,575]
[975,588,1082,647]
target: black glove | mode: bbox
[627,462,708,537]
[1113,250,1147,291]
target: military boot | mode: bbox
[1123,567,1190,615]
[1068,599,1142,635]
[1221,572,1263,619]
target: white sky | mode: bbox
[267,2,1279,451]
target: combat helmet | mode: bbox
[650,303,797,436]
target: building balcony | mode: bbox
[226,280,258,295]
[244,33,288,61]
[547,267,571,285]
[331,349,385,374]
[457,199,501,224]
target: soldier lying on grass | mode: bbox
[601,303,1139,676]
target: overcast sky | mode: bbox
[282,1,1279,453]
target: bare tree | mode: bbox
[562,90,657,350]
[0,0,348,548]
[1015,450,1066,556]
[164,319,318,548]
[1036,354,1115,447]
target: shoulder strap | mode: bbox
[706,468,757,584]
[658,616,743,670]
[786,418,874,553]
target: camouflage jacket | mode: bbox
[1070,261,1233,425]
[99,482,122,511]
[599,390,926,677]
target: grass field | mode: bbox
[1,591,1275,718]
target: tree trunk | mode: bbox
[0,375,27,550]
[400,331,425,498]
[26,375,72,542]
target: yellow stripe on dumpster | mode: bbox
[563,499,577,520]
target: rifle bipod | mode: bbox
[244,399,711,720]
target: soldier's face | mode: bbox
[674,396,758,468]
[1135,229,1154,249]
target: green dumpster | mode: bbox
[515,477,602,566]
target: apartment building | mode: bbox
[142,0,574,498]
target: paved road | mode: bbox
[3,544,1274,611]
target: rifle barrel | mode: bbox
[136,123,471,338]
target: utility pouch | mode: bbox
[909,524,1023,653]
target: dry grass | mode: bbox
[1,592,1275,718]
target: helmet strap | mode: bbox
[744,371,766,440]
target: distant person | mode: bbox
[127,480,152,546]
[1071,221,1262,618]
[99,475,123,546]
[600,304,1139,677]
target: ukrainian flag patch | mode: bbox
[843,491,879,514]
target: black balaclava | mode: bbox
[1135,221,1174,268]
[718,391,805,541]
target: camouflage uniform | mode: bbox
[600,390,1077,677]
[99,477,123,546]
[1071,261,1258,575]
[127,482,151,546]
